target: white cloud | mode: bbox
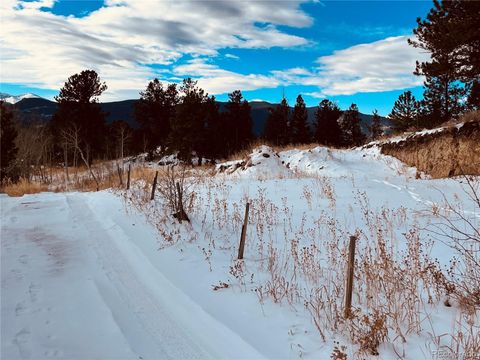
[172,59,280,94]
[164,34,429,98]
[314,36,429,96]
[225,54,240,60]
[1,1,429,101]
[0,0,312,100]
[303,91,325,99]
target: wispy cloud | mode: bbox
[172,59,280,94]
[2,1,428,101]
[314,36,428,96]
[168,37,428,98]
[1,0,312,100]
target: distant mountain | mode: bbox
[9,97,392,136]
[0,92,42,104]
[13,97,58,120]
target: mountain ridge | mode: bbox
[5,96,392,136]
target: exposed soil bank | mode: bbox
[379,120,480,178]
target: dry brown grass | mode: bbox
[224,139,269,162]
[443,110,480,127]
[0,178,50,197]
[381,117,480,178]
[120,160,480,358]
[272,142,322,153]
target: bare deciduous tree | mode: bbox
[62,124,100,191]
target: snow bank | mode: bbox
[216,144,417,179]
[216,145,292,178]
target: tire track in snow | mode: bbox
[66,194,264,360]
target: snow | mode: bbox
[2,144,478,359]
[216,145,415,180]
[1,193,264,360]
[0,93,41,104]
[363,121,469,148]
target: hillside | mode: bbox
[8,96,391,136]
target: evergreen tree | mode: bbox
[389,91,419,131]
[55,70,107,103]
[0,102,18,182]
[409,1,480,120]
[135,79,178,156]
[314,99,342,146]
[225,90,252,152]
[370,110,382,139]
[466,79,480,111]
[341,103,364,146]
[409,0,480,83]
[264,98,289,145]
[290,95,310,144]
[420,74,465,127]
[169,78,208,163]
[201,96,224,160]
[51,70,107,163]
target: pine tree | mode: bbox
[410,0,480,83]
[264,98,289,145]
[341,103,364,146]
[290,95,310,144]
[135,79,178,156]
[202,96,224,160]
[314,99,342,146]
[370,110,382,139]
[225,90,252,153]
[0,102,18,182]
[51,70,108,163]
[389,91,419,131]
[466,79,480,111]
[169,78,208,163]
[420,74,465,127]
[409,1,480,119]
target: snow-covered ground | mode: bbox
[1,193,264,360]
[2,145,479,359]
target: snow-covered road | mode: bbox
[1,192,264,360]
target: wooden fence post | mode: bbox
[344,235,357,318]
[237,202,250,260]
[117,163,123,186]
[174,182,189,222]
[126,164,131,190]
[150,171,158,200]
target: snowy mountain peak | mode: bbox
[0,92,42,104]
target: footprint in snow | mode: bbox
[15,301,28,316]
[29,283,41,302]
[18,254,28,265]
[13,328,31,358]
[44,349,64,358]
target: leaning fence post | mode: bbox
[117,162,123,186]
[176,182,183,211]
[344,235,357,318]
[150,170,158,200]
[174,182,189,222]
[237,202,250,260]
[126,164,131,190]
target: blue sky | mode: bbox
[1,0,432,115]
